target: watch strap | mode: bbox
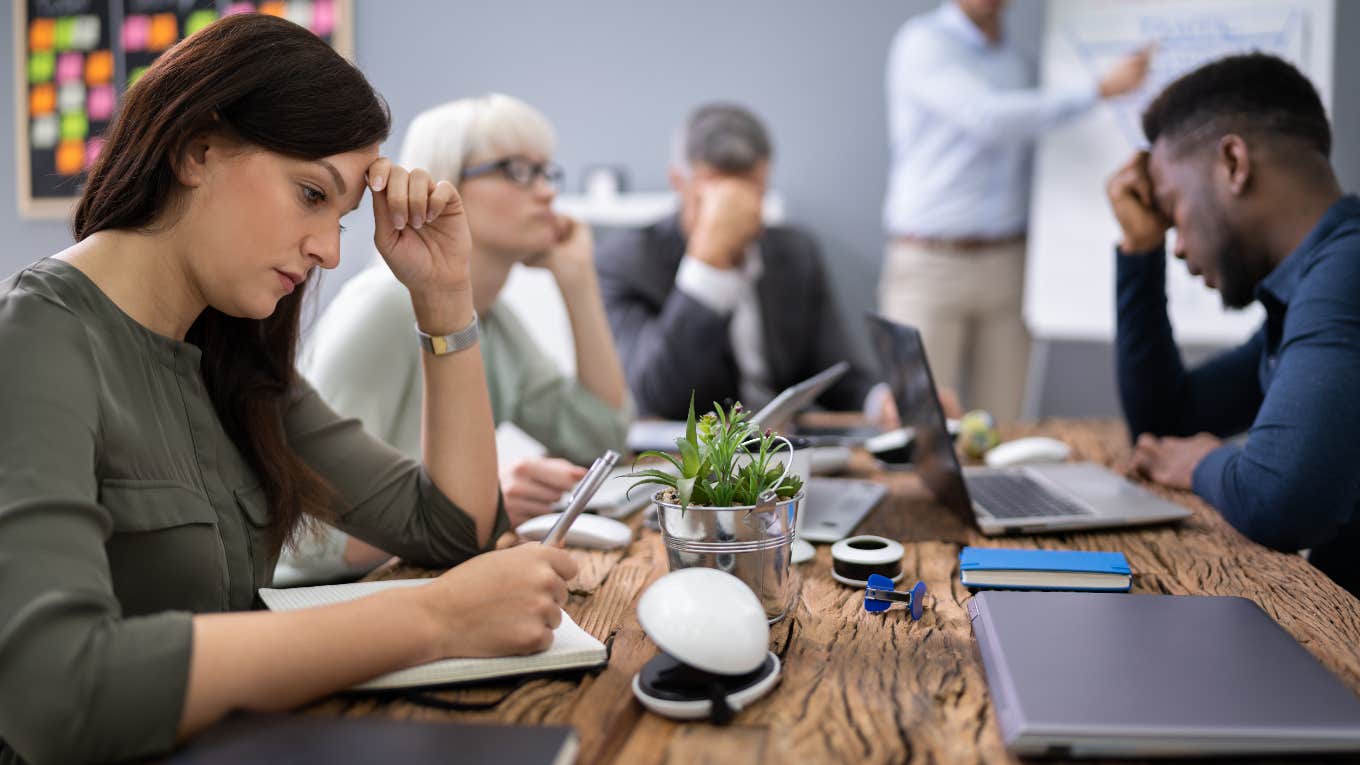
[415,312,480,356]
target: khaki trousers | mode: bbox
[878,238,1031,424]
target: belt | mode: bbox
[891,233,1025,253]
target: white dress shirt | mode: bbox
[675,246,893,420]
[882,1,1099,239]
[675,245,775,408]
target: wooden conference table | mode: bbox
[312,419,1360,764]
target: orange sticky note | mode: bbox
[259,2,287,18]
[29,84,56,116]
[84,49,112,85]
[29,18,56,51]
[148,13,178,51]
[56,139,85,175]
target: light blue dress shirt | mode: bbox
[883,2,1099,239]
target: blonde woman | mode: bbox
[280,95,631,584]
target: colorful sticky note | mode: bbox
[312,0,336,36]
[149,14,178,52]
[29,18,56,52]
[58,82,85,113]
[87,85,115,121]
[71,15,101,50]
[56,52,83,83]
[31,116,60,150]
[127,65,151,88]
[85,138,105,172]
[226,3,255,16]
[29,84,56,116]
[85,50,113,86]
[185,10,218,37]
[53,17,74,51]
[57,139,85,175]
[61,111,89,142]
[259,2,287,19]
[122,15,150,52]
[28,51,56,84]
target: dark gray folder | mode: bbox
[162,713,578,764]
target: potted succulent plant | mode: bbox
[624,395,804,623]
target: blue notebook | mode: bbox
[959,547,1131,592]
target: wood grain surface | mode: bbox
[311,420,1360,764]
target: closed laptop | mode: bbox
[968,591,1360,757]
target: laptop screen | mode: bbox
[865,314,974,520]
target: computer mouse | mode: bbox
[807,445,852,475]
[865,426,915,464]
[984,436,1072,468]
[516,512,633,550]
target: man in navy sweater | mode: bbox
[1107,53,1360,596]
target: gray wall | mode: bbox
[2,1,1357,417]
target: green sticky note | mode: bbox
[60,110,88,141]
[53,17,75,51]
[127,65,150,88]
[28,51,55,83]
[185,10,217,37]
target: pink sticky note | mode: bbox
[56,52,83,83]
[85,137,105,171]
[122,15,150,52]
[87,84,115,121]
[312,0,335,37]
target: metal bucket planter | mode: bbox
[653,489,804,624]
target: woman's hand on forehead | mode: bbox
[366,156,474,296]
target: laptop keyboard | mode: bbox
[965,473,1094,519]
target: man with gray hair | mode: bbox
[597,103,887,420]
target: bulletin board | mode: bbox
[14,0,353,218]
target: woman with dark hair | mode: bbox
[0,14,574,764]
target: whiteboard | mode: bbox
[1025,0,1335,344]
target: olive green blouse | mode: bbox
[0,259,508,765]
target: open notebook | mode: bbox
[259,579,608,690]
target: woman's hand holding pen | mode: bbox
[366,157,475,334]
[403,544,580,659]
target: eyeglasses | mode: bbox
[460,156,564,189]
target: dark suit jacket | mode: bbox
[596,215,879,419]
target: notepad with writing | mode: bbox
[959,547,1131,592]
[259,579,608,690]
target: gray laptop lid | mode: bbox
[969,591,1360,757]
[750,360,849,433]
[864,315,974,520]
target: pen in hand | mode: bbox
[541,450,620,547]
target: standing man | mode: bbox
[1109,54,1360,597]
[880,0,1149,422]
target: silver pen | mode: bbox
[541,450,620,546]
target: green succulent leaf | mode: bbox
[676,475,697,510]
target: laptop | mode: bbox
[798,477,888,542]
[628,359,843,449]
[866,314,1191,534]
[620,361,884,539]
[969,590,1360,756]
[744,360,895,542]
[625,361,849,453]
